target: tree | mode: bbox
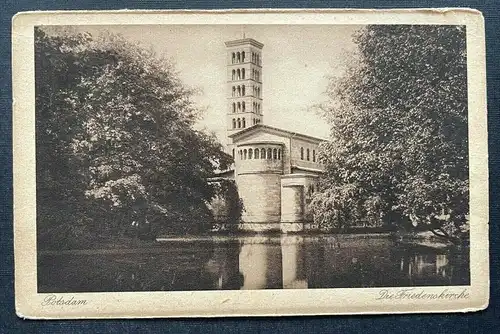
[311,25,468,243]
[35,27,232,247]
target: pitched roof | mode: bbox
[228,124,326,143]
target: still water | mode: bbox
[38,234,469,292]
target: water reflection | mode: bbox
[38,234,470,292]
[203,235,469,290]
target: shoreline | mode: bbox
[38,231,457,254]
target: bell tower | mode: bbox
[225,38,264,155]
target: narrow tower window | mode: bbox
[313,150,316,162]
[242,101,245,112]
[301,147,304,160]
[242,68,245,79]
[306,148,310,161]
[243,149,247,160]
[242,51,245,62]
[238,118,241,128]
[232,69,235,80]
[255,148,259,159]
[273,148,277,159]
[232,86,236,97]
[232,52,235,64]
[242,85,245,96]
[232,102,236,113]
[278,149,281,160]
[260,148,265,159]
[237,69,241,80]
[237,52,241,63]
[232,118,236,129]
[267,148,272,160]
[248,148,253,159]
[232,149,235,158]
[242,118,246,128]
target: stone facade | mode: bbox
[219,37,325,233]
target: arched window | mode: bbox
[267,148,272,160]
[237,102,241,112]
[239,150,242,160]
[242,85,245,96]
[243,149,247,160]
[313,150,316,162]
[242,118,246,128]
[232,149,235,158]
[242,68,245,79]
[237,86,241,96]
[273,148,277,159]
[257,87,260,98]
[237,118,241,128]
[242,51,245,62]
[232,102,236,113]
[252,52,255,63]
[248,148,253,159]
[300,147,304,160]
[307,148,310,161]
[255,148,259,159]
[260,148,266,159]
[232,118,236,129]
[232,86,235,97]
[237,69,241,80]
[237,52,241,63]
[232,69,235,80]
[242,101,245,112]
[232,52,235,64]
[278,149,281,160]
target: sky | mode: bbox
[48,24,362,141]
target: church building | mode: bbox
[217,37,325,232]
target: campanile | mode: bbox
[224,38,264,157]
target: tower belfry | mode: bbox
[224,38,264,155]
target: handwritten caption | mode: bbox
[41,294,88,307]
[376,288,470,301]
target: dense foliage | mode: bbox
[208,179,244,231]
[35,28,234,248]
[311,25,469,243]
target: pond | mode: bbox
[38,234,470,292]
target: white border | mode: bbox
[13,9,489,318]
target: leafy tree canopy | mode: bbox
[311,25,468,242]
[35,27,233,247]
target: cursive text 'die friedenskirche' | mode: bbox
[376,288,470,301]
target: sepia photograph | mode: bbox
[13,9,489,318]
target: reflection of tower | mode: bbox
[238,236,282,289]
[281,236,308,289]
[225,38,264,156]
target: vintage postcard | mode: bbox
[13,9,489,318]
